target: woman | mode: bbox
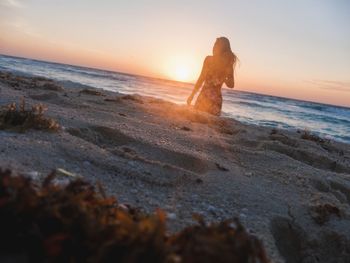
[187,37,238,116]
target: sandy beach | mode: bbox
[1,72,350,262]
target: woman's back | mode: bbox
[187,37,237,116]
[204,55,232,88]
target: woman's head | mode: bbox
[213,37,237,68]
[213,37,232,56]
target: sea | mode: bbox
[1,54,349,144]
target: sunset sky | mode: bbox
[0,0,349,106]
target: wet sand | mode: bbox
[1,71,350,262]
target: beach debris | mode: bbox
[309,203,341,225]
[215,124,236,135]
[0,72,23,88]
[219,128,235,135]
[300,130,329,144]
[239,213,247,219]
[119,112,127,117]
[167,213,177,220]
[0,71,64,91]
[0,100,60,132]
[79,88,103,96]
[180,126,192,131]
[121,94,144,104]
[29,92,59,101]
[215,162,229,171]
[104,96,121,102]
[207,205,218,216]
[195,178,203,184]
[269,133,298,147]
[55,168,79,178]
[40,82,63,91]
[169,216,268,263]
[270,128,278,135]
[0,168,269,263]
[32,76,48,81]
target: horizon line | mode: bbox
[0,53,349,110]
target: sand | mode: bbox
[0,72,350,262]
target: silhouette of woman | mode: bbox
[187,37,237,116]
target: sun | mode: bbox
[166,56,197,82]
[174,65,191,82]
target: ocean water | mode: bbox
[1,54,349,144]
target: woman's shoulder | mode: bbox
[204,55,213,62]
[204,56,213,65]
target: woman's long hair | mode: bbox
[212,37,238,73]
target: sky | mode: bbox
[0,0,349,107]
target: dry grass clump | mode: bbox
[0,100,59,132]
[0,169,269,263]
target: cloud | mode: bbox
[1,0,24,8]
[306,79,350,93]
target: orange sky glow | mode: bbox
[0,0,349,107]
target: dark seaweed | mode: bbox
[0,169,269,263]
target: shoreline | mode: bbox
[1,71,350,262]
[1,53,350,110]
[1,65,350,145]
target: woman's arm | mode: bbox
[187,57,209,105]
[224,65,234,88]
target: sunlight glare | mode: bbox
[166,56,198,83]
[174,65,190,82]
